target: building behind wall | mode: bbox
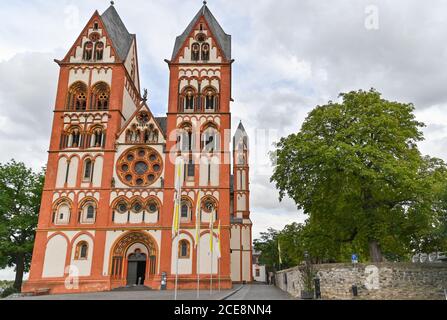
[23,3,252,294]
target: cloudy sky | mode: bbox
[1,0,447,279]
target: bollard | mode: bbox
[314,278,321,299]
[352,285,358,297]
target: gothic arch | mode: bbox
[109,231,158,279]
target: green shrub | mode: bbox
[1,286,19,298]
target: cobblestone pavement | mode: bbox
[6,287,239,300]
[225,284,297,300]
[5,284,295,300]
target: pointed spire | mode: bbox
[171,3,231,61]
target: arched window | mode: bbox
[177,123,193,152]
[180,198,192,221]
[201,196,218,222]
[131,201,143,213]
[80,200,96,223]
[64,127,82,148]
[184,89,195,111]
[75,241,89,260]
[66,82,87,111]
[202,125,219,153]
[83,41,93,61]
[86,205,95,219]
[203,87,218,112]
[83,159,93,181]
[201,43,210,61]
[116,201,128,214]
[90,82,110,110]
[94,42,104,61]
[178,240,190,259]
[147,200,159,214]
[89,127,105,148]
[191,43,200,61]
[53,202,71,225]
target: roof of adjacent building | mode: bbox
[155,117,168,136]
[101,5,134,61]
[171,4,231,61]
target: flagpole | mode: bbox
[174,230,180,300]
[218,257,221,292]
[197,238,200,299]
[210,243,214,295]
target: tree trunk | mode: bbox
[369,240,383,263]
[13,253,25,291]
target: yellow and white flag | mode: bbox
[194,191,203,248]
[209,209,215,254]
[216,220,222,258]
[278,241,283,265]
[172,158,184,238]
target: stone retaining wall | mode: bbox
[276,263,447,300]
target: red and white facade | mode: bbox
[23,3,252,295]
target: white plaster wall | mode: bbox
[92,156,103,187]
[230,226,241,250]
[241,170,246,190]
[122,89,137,123]
[210,156,219,187]
[56,157,68,188]
[242,227,251,251]
[242,251,251,282]
[170,233,193,275]
[70,235,94,277]
[199,157,209,186]
[199,233,219,275]
[237,194,247,211]
[91,68,112,86]
[68,69,90,87]
[231,251,241,282]
[67,157,79,188]
[42,235,68,278]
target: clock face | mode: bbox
[117,147,163,187]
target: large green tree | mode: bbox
[271,89,447,262]
[0,160,44,290]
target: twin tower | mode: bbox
[24,3,252,294]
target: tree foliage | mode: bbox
[0,160,45,290]
[270,89,447,262]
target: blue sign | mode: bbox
[351,254,358,264]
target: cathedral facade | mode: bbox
[23,3,252,294]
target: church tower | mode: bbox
[23,2,250,294]
[231,122,253,283]
[162,2,233,289]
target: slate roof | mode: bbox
[155,117,168,136]
[171,4,231,61]
[101,5,134,61]
[233,121,249,148]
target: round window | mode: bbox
[132,202,143,213]
[135,161,149,175]
[117,147,163,187]
[148,202,158,213]
[117,202,127,213]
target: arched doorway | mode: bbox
[110,232,157,287]
[126,250,147,286]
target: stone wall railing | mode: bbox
[275,263,447,300]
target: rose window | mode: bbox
[117,147,163,187]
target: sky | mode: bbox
[1,0,447,279]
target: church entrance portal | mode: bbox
[126,251,147,286]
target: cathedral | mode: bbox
[23,3,252,294]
